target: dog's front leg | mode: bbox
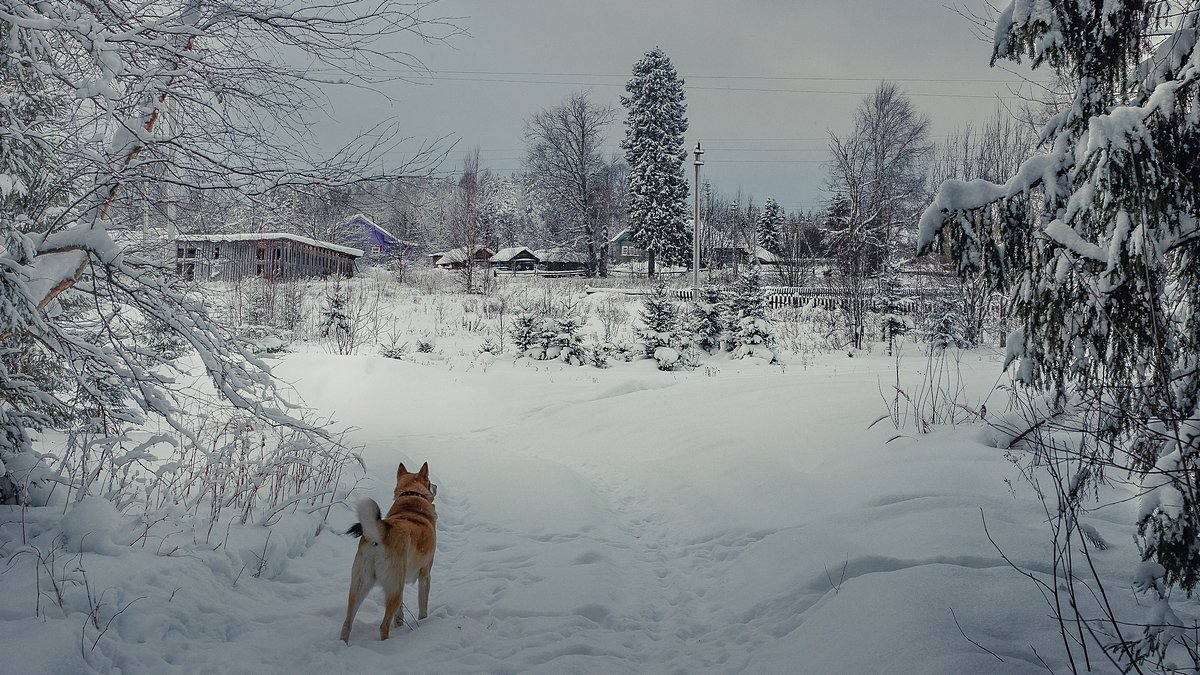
[418,567,431,620]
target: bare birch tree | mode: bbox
[524,91,616,277]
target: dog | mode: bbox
[341,461,437,643]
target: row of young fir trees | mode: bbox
[510,270,777,370]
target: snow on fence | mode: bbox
[586,285,850,309]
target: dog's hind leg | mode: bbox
[340,557,374,643]
[418,564,432,620]
[380,580,404,641]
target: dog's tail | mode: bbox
[346,498,385,542]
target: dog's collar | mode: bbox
[398,490,434,502]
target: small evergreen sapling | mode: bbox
[877,256,915,355]
[729,270,778,363]
[511,314,542,357]
[925,299,967,352]
[686,284,728,354]
[637,284,690,370]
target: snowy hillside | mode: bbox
[0,336,1143,673]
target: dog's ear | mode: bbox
[397,463,408,479]
[418,462,429,478]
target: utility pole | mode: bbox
[692,141,704,289]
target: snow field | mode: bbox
[0,280,1146,673]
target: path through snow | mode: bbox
[3,351,1125,673]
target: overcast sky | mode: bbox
[326,1,1039,213]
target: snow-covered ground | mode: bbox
[0,281,1150,673]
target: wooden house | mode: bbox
[175,233,361,281]
[534,248,587,275]
[339,214,418,267]
[489,247,540,272]
[431,245,495,269]
[608,228,646,264]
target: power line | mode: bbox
[307,66,1029,86]
[393,74,1019,100]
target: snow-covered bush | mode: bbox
[380,340,409,360]
[319,296,351,354]
[544,316,586,365]
[512,312,588,365]
[728,271,778,363]
[511,313,542,355]
[637,284,692,370]
[924,298,967,352]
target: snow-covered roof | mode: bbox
[607,228,630,245]
[177,232,363,257]
[434,245,494,265]
[490,247,538,262]
[344,213,398,242]
[534,248,587,264]
[755,247,780,264]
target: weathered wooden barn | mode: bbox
[175,233,362,281]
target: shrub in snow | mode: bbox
[477,338,500,355]
[60,496,125,555]
[924,299,967,352]
[544,316,586,366]
[379,340,409,360]
[686,284,728,354]
[585,340,612,369]
[511,313,589,365]
[511,313,542,355]
[416,339,435,354]
[728,270,778,363]
[637,284,692,370]
[319,282,354,354]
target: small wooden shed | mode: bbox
[175,233,362,281]
[489,247,540,272]
[431,245,495,269]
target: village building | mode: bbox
[431,245,495,269]
[175,233,361,281]
[607,228,646,264]
[489,247,540,272]
[711,244,780,269]
[338,214,418,267]
[534,248,587,275]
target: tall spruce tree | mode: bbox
[621,47,690,277]
[920,0,1200,663]
[757,197,784,254]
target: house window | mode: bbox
[371,245,381,255]
[274,247,281,259]
[186,247,197,258]
[213,246,220,259]
[256,247,266,260]
[176,248,184,258]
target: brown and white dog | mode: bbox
[341,461,437,643]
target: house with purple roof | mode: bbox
[339,214,418,268]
